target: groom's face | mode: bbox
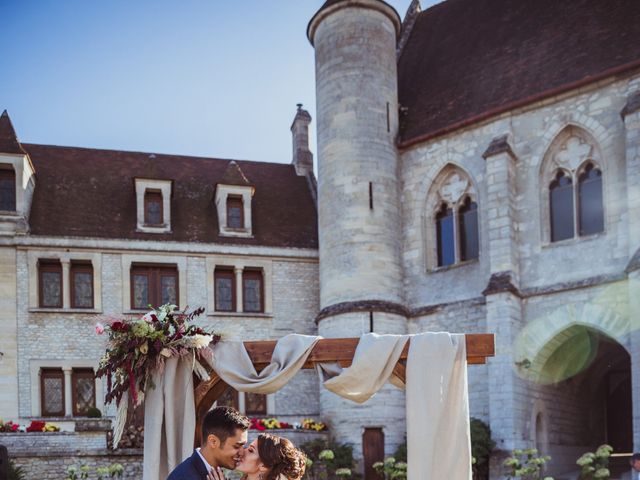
[214,428,248,469]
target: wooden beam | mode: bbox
[243,334,494,368]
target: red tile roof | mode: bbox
[0,111,27,155]
[23,144,318,248]
[397,0,640,147]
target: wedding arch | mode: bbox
[124,306,495,480]
[193,334,495,445]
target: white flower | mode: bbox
[142,312,155,323]
[190,334,213,349]
[160,348,172,357]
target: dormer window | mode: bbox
[134,178,172,233]
[0,167,16,211]
[226,196,244,229]
[214,161,254,238]
[144,190,163,226]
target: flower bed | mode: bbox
[249,417,327,432]
[0,419,60,433]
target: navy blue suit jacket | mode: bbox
[166,450,209,480]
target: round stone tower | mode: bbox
[308,0,407,468]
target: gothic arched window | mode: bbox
[577,162,604,236]
[436,203,455,267]
[542,127,606,243]
[428,168,480,269]
[458,196,479,262]
[549,171,574,242]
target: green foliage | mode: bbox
[65,463,125,480]
[372,457,407,479]
[393,439,407,463]
[576,444,613,480]
[8,460,26,480]
[504,448,554,480]
[471,418,495,480]
[86,407,103,418]
[301,439,358,479]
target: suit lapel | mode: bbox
[190,450,210,478]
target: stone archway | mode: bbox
[518,324,632,476]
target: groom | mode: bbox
[167,406,250,479]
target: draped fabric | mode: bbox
[143,333,471,480]
[143,357,197,480]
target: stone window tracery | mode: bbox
[541,127,605,243]
[426,167,479,270]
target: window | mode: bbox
[550,171,574,242]
[245,393,267,416]
[458,197,479,262]
[578,163,604,236]
[131,264,178,309]
[41,368,64,417]
[436,203,455,267]
[0,168,16,211]
[39,260,62,308]
[216,387,239,410]
[70,262,93,309]
[214,268,235,312]
[434,196,479,268]
[72,368,96,416]
[243,270,263,312]
[226,196,244,229]
[549,163,604,243]
[144,190,163,226]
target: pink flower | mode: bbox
[95,323,105,335]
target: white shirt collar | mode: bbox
[196,448,214,473]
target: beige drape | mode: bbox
[143,333,471,480]
[143,356,197,480]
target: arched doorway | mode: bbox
[533,326,632,474]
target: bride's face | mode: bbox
[236,439,266,476]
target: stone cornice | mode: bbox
[0,235,319,260]
[482,271,521,297]
[625,247,640,274]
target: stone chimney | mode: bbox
[290,104,313,176]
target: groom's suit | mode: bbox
[166,450,209,480]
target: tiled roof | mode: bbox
[219,160,252,187]
[0,111,27,155]
[23,144,318,248]
[397,0,640,146]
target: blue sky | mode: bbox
[0,0,431,164]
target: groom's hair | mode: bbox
[202,406,250,446]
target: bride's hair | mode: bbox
[257,433,307,480]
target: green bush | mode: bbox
[503,448,553,480]
[86,407,102,418]
[300,439,359,479]
[576,444,613,480]
[394,439,407,463]
[9,460,26,480]
[471,418,495,480]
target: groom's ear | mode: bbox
[206,433,221,449]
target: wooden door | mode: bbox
[363,427,385,479]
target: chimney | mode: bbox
[290,104,313,176]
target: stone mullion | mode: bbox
[234,267,243,313]
[629,272,640,451]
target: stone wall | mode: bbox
[0,247,18,420]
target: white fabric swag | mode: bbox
[143,332,472,480]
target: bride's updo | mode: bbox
[257,433,307,480]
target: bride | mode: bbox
[207,433,307,480]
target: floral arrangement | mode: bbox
[0,419,60,433]
[576,444,613,480]
[95,304,219,446]
[249,417,327,431]
[67,463,124,480]
[301,418,327,431]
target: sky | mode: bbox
[0,0,435,165]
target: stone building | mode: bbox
[1,0,640,478]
